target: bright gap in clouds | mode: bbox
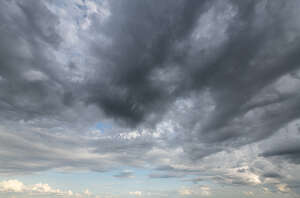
[1,0,300,198]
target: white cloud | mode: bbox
[31,183,63,194]
[0,180,26,192]
[129,191,142,196]
[84,189,92,196]
[276,184,291,193]
[179,188,192,196]
[68,190,74,196]
[79,0,110,30]
[0,180,79,197]
[179,186,211,196]
[263,187,270,193]
[243,191,254,196]
[200,186,212,196]
[23,70,48,81]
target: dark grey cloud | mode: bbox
[261,172,282,180]
[0,0,68,123]
[1,0,300,194]
[261,144,300,164]
[149,165,200,179]
[149,173,183,179]
[85,0,211,126]
[2,0,300,154]
[85,0,300,154]
[113,170,134,178]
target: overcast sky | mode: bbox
[1,0,300,197]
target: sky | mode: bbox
[0,0,300,197]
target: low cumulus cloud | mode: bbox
[0,179,107,198]
[179,186,211,196]
[0,179,72,197]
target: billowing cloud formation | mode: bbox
[1,0,300,197]
[0,179,106,198]
[0,179,68,196]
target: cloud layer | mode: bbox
[1,0,300,197]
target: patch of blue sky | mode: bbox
[95,121,112,132]
[2,168,185,195]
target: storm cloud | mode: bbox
[1,0,300,196]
